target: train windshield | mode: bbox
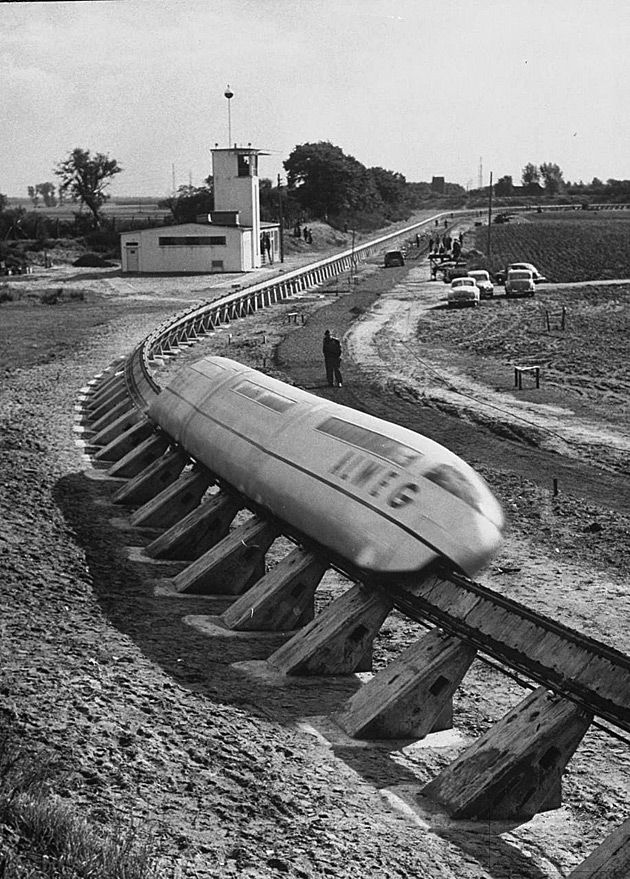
[424,464,484,513]
[235,381,296,413]
[317,417,421,468]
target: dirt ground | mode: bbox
[0,234,628,878]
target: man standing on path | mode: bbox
[322,329,343,387]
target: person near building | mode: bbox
[322,330,343,387]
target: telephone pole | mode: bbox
[277,174,284,263]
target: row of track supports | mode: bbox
[73,265,629,876]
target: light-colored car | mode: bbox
[448,276,480,308]
[467,269,494,299]
[505,269,535,297]
[496,262,547,284]
[384,250,405,267]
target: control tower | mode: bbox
[211,146,268,269]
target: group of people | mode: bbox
[293,224,313,244]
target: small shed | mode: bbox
[120,220,280,274]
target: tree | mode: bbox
[494,175,514,196]
[27,186,40,207]
[158,175,213,223]
[0,193,8,214]
[54,148,122,227]
[36,182,57,207]
[521,163,540,186]
[539,162,565,195]
[284,142,366,219]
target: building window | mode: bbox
[158,236,227,246]
[237,154,257,177]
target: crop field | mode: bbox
[476,211,630,282]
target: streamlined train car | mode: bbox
[148,357,504,579]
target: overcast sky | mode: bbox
[2,0,629,198]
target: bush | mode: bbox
[72,253,113,268]
[40,289,62,305]
[0,286,15,304]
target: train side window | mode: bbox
[316,416,420,468]
[234,381,296,413]
[424,464,483,512]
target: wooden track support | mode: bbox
[112,448,189,506]
[171,516,279,595]
[422,686,592,820]
[146,492,243,560]
[94,420,155,463]
[221,546,328,631]
[568,817,630,879]
[86,384,130,423]
[107,433,169,479]
[266,583,393,676]
[334,628,476,739]
[129,467,213,529]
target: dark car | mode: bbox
[384,250,405,267]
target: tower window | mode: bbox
[237,153,257,177]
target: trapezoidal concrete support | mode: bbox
[334,628,477,740]
[90,408,144,448]
[422,686,592,821]
[220,546,328,632]
[171,517,279,595]
[112,448,189,507]
[568,817,630,879]
[94,419,155,463]
[129,467,213,530]
[266,583,393,676]
[145,492,243,561]
[89,397,136,435]
[107,433,169,479]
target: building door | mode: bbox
[125,243,139,272]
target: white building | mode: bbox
[120,146,280,274]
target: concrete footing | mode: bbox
[422,686,592,820]
[221,546,327,631]
[107,433,169,479]
[94,419,155,463]
[146,492,243,560]
[267,583,393,676]
[129,467,213,529]
[170,516,279,595]
[334,628,476,739]
[112,448,189,506]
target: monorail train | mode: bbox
[148,357,504,579]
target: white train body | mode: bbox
[148,357,504,579]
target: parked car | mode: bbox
[505,268,535,297]
[448,276,480,308]
[442,260,469,283]
[495,262,546,284]
[384,250,405,267]
[467,269,494,299]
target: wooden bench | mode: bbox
[285,312,303,324]
[514,365,541,390]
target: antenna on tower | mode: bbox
[478,157,483,190]
[224,84,234,147]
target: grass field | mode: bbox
[475,211,630,282]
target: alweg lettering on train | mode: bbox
[329,451,420,509]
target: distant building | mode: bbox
[431,176,445,194]
[121,146,279,274]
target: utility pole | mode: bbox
[487,171,493,264]
[277,174,284,263]
[224,85,234,146]
[172,163,176,197]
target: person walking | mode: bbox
[322,329,343,387]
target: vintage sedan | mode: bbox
[505,268,536,297]
[495,262,547,284]
[448,276,480,308]
[467,269,494,299]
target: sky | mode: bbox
[2,0,629,198]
